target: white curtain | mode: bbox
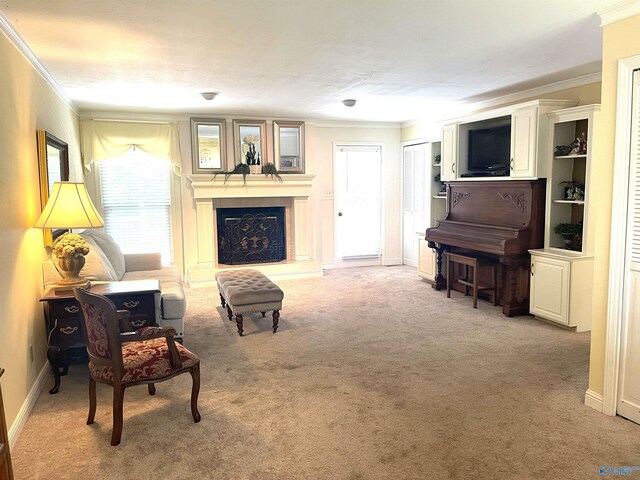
[80,120,182,175]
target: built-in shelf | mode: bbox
[554,154,588,159]
[553,199,585,205]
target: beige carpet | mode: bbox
[12,266,640,479]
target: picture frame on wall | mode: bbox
[273,120,305,173]
[232,119,266,166]
[190,118,227,173]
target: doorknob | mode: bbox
[338,212,343,217]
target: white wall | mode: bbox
[0,30,81,436]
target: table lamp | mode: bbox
[35,182,104,292]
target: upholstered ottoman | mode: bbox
[215,269,284,336]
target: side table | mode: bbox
[40,279,161,394]
[0,369,13,480]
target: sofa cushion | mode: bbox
[53,236,117,281]
[123,253,162,273]
[81,230,126,280]
[121,264,181,284]
[159,281,186,319]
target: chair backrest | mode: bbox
[74,288,123,371]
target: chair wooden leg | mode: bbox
[190,363,201,423]
[87,377,97,425]
[272,310,280,333]
[147,383,156,396]
[111,385,125,446]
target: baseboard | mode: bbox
[323,263,336,270]
[9,362,49,449]
[584,388,604,413]
[384,257,402,266]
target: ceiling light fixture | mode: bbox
[342,99,357,107]
[200,92,218,101]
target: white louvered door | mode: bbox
[402,143,429,267]
[618,69,640,424]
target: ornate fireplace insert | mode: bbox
[216,207,286,265]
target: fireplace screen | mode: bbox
[216,207,286,265]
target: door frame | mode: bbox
[333,142,385,268]
[602,54,640,416]
[401,137,430,267]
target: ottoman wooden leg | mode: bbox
[220,293,226,308]
[226,305,233,322]
[261,311,266,317]
[272,310,280,333]
[235,314,244,336]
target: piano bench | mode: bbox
[444,252,498,309]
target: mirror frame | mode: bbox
[37,130,69,246]
[232,119,267,166]
[190,117,227,173]
[273,120,305,173]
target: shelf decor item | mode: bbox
[34,182,105,292]
[559,181,585,201]
[554,222,582,249]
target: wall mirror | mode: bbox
[232,120,266,166]
[273,120,305,173]
[37,130,69,246]
[190,118,226,172]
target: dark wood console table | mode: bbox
[40,280,160,394]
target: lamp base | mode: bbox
[54,278,91,294]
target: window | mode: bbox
[98,148,173,264]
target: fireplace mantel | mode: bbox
[188,174,315,199]
[187,173,322,284]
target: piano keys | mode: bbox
[426,180,546,316]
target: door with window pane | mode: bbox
[335,145,382,268]
[99,148,173,264]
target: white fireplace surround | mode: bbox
[187,174,322,283]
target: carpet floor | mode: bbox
[11,266,640,479]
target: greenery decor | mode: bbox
[553,222,582,236]
[215,162,282,185]
[262,163,282,182]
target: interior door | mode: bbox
[335,145,383,268]
[403,143,429,267]
[618,69,640,424]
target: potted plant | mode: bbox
[554,221,582,249]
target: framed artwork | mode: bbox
[232,119,266,166]
[273,120,305,173]
[37,130,69,246]
[190,118,227,172]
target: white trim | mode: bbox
[603,54,640,416]
[8,363,49,449]
[323,262,337,269]
[465,74,601,114]
[584,389,604,413]
[599,0,640,26]
[0,11,77,113]
[384,257,402,266]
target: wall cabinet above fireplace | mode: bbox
[440,99,576,181]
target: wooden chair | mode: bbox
[74,288,201,446]
[445,252,498,309]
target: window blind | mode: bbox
[630,69,640,269]
[99,148,173,264]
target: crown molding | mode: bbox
[599,0,640,26]
[0,11,77,113]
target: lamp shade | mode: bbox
[35,182,104,229]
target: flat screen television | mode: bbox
[467,125,511,175]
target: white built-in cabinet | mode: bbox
[529,104,600,332]
[417,141,446,283]
[441,100,575,181]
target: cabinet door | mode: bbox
[418,239,436,281]
[511,107,538,179]
[530,255,570,324]
[441,124,457,181]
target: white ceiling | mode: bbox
[0,0,620,123]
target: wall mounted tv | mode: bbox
[467,125,511,176]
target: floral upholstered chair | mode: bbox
[73,288,201,446]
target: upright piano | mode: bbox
[426,179,546,316]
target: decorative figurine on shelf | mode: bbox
[569,133,587,155]
[242,134,261,173]
[434,154,441,165]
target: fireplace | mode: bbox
[216,207,286,265]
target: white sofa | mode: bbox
[42,229,186,338]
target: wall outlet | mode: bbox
[29,344,34,363]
